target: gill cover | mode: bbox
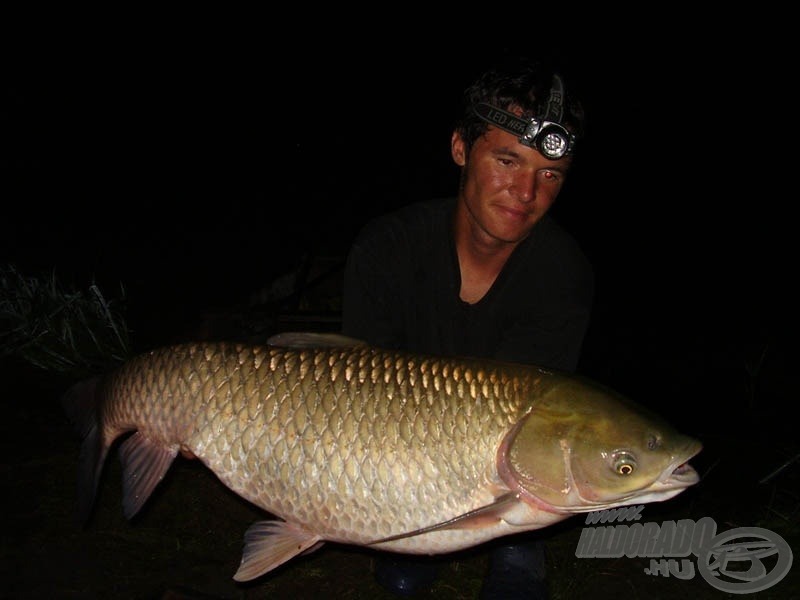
[499,393,577,510]
[499,377,702,511]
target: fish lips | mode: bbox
[650,439,703,492]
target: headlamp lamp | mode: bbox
[472,74,576,160]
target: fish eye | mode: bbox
[613,452,636,476]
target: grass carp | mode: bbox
[62,333,701,582]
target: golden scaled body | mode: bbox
[104,343,548,551]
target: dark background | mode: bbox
[3,27,794,434]
[3,21,798,599]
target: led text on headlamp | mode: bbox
[472,74,576,160]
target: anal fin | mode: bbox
[234,520,323,582]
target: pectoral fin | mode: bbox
[233,520,323,582]
[367,492,519,545]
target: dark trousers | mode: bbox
[374,536,547,599]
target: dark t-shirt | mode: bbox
[341,197,594,372]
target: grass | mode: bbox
[0,264,131,378]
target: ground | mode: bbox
[3,357,797,600]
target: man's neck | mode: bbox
[453,203,519,304]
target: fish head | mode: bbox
[499,375,702,514]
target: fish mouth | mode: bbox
[659,440,703,488]
[664,459,700,487]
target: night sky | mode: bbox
[3,29,794,430]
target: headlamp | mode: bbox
[472,74,576,160]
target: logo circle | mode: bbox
[697,527,793,594]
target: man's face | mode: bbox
[452,125,571,244]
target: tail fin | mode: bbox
[61,377,109,525]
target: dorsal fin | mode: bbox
[266,332,367,349]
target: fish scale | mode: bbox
[63,336,701,581]
[112,344,519,543]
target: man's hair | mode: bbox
[454,55,585,155]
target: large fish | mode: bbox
[62,333,701,582]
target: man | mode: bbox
[341,55,593,599]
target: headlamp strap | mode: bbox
[473,103,531,138]
[473,75,570,152]
[543,74,565,123]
